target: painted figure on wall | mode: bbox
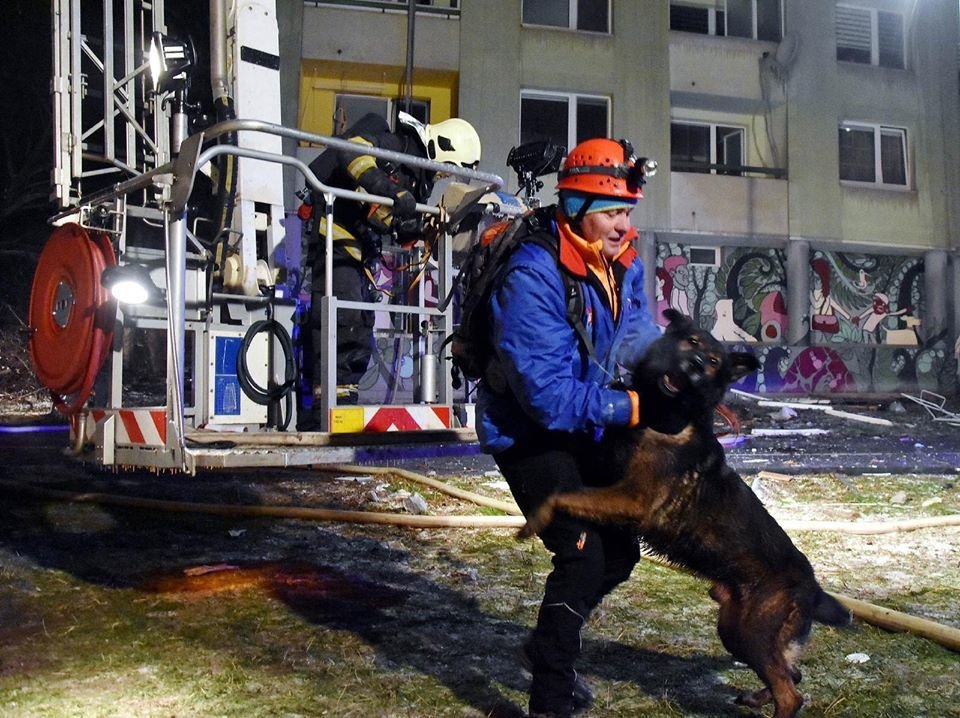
[711,298,756,343]
[759,291,788,341]
[656,254,691,328]
[654,266,672,326]
[855,292,911,343]
[810,258,854,334]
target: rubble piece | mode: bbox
[770,406,798,421]
[901,390,960,427]
[733,390,829,405]
[823,408,894,427]
[751,428,830,436]
[756,471,793,482]
[403,493,429,515]
[731,389,894,427]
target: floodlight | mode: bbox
[101,264,162,305]
[148,32,194,94]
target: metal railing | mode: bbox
[66,118,504,468]
[303,0,460,19]
[671,161,787,179]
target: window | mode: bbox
[689,246,720,266]
[836,5,905,69]
[522,0,610,33]
[669,1,781,41]
[384,0,459,7]
[333,94,430,134]
[838,123,908,187]
[671,122,745,175]
[520,91,609,152]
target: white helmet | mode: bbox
[426,118,482,168]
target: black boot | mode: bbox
[521,635,595,717]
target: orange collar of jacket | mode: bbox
[554,211,637,316]
[554,211,637,276]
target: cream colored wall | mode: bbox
[298,6,462,139]
[292,0,960,254]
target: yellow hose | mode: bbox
[0,478,524,529]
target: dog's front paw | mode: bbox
[734,686,771,709]
[516,503,555,540]
[516,522,537,540]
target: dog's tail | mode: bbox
[814,590,852,627]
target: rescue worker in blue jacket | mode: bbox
[305,111,481,410]
[477,138,661,718]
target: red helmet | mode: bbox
[557,138,650,199]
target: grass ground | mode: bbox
[0,465,958,717]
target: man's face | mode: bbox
[580,207,634,261]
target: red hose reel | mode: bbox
[28,223,117,414]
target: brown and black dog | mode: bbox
[519,309,851,718]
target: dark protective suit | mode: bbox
[305,113,434,391]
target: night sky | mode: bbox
[0,0,58,318]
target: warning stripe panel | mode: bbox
[76,408,168,446]
[329,405,452,433]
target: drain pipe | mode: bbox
[402,0,415,113]
[209,0,229,106]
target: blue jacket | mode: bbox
[476,218,660,454]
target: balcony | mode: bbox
[304,0,460,17]
[670,167,788,237]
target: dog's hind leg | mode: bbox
[764,667,804,718]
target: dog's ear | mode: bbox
[663,308,692,332]
[727,352,760,383]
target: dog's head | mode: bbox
[632,309,759,430]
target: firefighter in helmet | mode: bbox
[302,112,481,418]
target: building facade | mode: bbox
[292,0,960,396]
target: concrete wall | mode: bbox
[301,5,460,70]
[460,0,671,227]
[290,0,960,391]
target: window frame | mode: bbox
[670,120,747,176]
[519,89,611,153]
[521,0,612,34]
[333,93,430,134]
[835,4,906,69]
[669,0,782,41]
[838,121,910,189]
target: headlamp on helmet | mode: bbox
[557,138,656,200]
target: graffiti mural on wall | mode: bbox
[655,244,787,342]
[656,243,956,395]
[809,251,922,345]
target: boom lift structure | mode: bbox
[32,0,505,473]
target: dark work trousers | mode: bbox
[494,431,641,716]
[310,248,375,388]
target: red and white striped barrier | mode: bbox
[73,409,168,447]
[329,405,451,433]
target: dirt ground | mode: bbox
[0,407,959,717]
[1,294,960,716]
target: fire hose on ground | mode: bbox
[0,472,958,653]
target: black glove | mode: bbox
[391,189,417,219]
